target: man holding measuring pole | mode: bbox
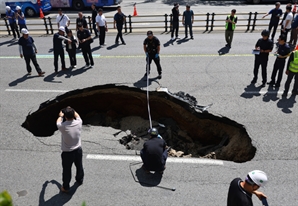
[143,31,163,79]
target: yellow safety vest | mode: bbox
[225,15,237,30]
[289,51,298,73]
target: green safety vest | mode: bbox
[225,15,237,30]
[289,51,298,73]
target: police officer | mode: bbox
[268,34,290,88]
[5,6,20,40]
[77,23,94,68]
[143,31,162,79]
[251,30,273,87]
[53,26,68,73]
[282,50,298,97]
[140,128,167,174]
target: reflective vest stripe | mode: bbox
[225,15,237,30]
[289,51,298,73]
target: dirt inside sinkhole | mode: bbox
[22,84,256,163]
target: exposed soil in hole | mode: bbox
[22,84,256,163]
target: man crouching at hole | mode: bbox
[57,106,84,192]
[140,128,168,174]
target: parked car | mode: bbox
[0,0,52,17]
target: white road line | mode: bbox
[5,89,69,93]
[86,154,224,165]
[243,91,291,95]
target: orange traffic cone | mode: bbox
[295,44,298,50]
[133,4,138,16]
[39,8,44,18]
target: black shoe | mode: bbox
[157,74,162,79]
[261,83,266,87]
[292,90,298,95]
[184,36,188,39]
[251,79,257,84]
[143,73,148,78]
[122,42,126,45]
[275,84,280,88]
[190,36,194,39]
[267,81,275,86]
[282,92,287,97]
[115,41,119,44]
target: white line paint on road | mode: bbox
[5,89,69,93]
[86,154,224,165]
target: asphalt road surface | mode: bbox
[0,2,298,206]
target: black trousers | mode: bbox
[270,58,286,86]
[116,24,125,43]
[61,147,84,190]
[268,22,278,41]
[140,149,168,171]
[9,22,20,38]
[284,71,298,94]
[24,54,42,73]
[281,26,291,42]
[99,26,106,45]
[67,49,77,66]
[253,56,268,84]
[82,45,94,65]
[92,22,98,36]
[54,50,66,72]
[19,24,27,33]
[146,55,162,75]
[171,21,179,38]
[184,24,193,38]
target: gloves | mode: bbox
[145,52,148,57]
[155,53,159,58]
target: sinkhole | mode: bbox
[22,84,256,163]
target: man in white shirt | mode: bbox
[281,5,293,42]
[96,8,107,47]
[56,8,70,33]
[56,106,84,192]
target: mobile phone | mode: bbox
[261,197,269,206]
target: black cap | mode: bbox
[147,30,153,36]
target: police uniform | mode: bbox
[252,38,273,85]
[114,12,126,44]
[283,51,298,97]
[143,35,162,77]
[53,32,66,72]
[269,42,290,87]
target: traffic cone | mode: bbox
[133,3,138,16]
[295,44,298,50]
[293,3,297,13]
[39,8,44,18]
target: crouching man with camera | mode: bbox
[56,106,84,192]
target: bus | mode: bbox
[50,0,122,10]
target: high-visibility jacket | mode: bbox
[225,15,237,30]
[289,51,298,73]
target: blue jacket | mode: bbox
[6,10,16,24]
[291,15,298,29]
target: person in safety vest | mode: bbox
[227,170,268,206]
[225,9,237,48]
[140,128,167,174]
[282,50,298,97]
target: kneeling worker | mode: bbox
[140,128,167,173]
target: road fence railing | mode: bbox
[0,12,270,36]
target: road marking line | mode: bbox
[86,154,224,165]
[5,89,69,93]
[0,54,101,59]
[243,91,291,95]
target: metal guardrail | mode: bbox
[1,12,268,36]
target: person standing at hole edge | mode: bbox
[57,107,84,193]
[171,3,180,40]
[15,6,27,33]
[227,170,268,206]
[5,6,20,40]
[143,30,162,79]
[282,50,298,98]
[182,4,194,39]
[225,9,237,48]
[268,34,291,88]
[53,26,69,73]
[141,128,168,174]
[251,30,273,87]
[18,28,45,77]
[77,23,94,68]
[91,4,98,38]
[114,6,126,45]
[262,2,283,42]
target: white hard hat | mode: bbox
[6,6,11,11]
[21,28,29,34]
[59,26,65,32]
[248,170,268,187]
[16,6,21,10]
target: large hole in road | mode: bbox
[22,84,256,163]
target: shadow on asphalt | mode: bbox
[0,39,18,47]
[43,72,62,83]
[163,39,175,47]
[277,94,296,113]
[133,76,159,88]
[262,85,279,102]
[38,180,80,206]
[218,45,230,55]
[240,83,263,99]
[9,74,40,86]
[106,43,120,50]
[135,168,162,187]
[176,37,189,44]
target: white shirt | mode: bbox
[96,14,106,27]
[283,12,293,29]
[56,13,70,27]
